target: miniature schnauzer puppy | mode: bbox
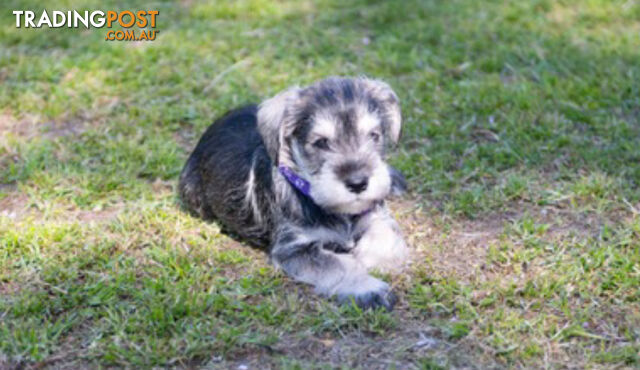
[179,77,408,310]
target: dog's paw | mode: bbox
[335,276,397,311]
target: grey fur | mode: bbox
[179,77,408,310]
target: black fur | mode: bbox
[178,105,274,246]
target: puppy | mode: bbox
[179,77,408,310]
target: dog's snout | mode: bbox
[335,160,371,194]
[345,175,368,194]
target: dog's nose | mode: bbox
[345,175,368,194]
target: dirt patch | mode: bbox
[390,197,629,285]
[40,118,88,139]
[0,191,124,224]
[0,111,98,141]
[0,112,41,138]
[390,198,505,284]
[0,191,31,219]
[224,318,503,369]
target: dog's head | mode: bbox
[257,77,402,214]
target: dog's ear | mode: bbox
[257,87,301,163]
[359,78,402,145]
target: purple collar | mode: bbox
[278,166,311,196]
[278,165,375,217]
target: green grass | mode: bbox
[1,0,639,368]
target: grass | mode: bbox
[1,0,639,368]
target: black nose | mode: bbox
[345,175,368,194]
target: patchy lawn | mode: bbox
[1,0,639,368]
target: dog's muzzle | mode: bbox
[278,165,374,216]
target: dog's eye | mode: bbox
[369,131,381,143]
[312,137,330,150]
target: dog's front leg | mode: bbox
[353,206,408,272]
[270,226,397,310]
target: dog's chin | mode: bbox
[322,198,379,215]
